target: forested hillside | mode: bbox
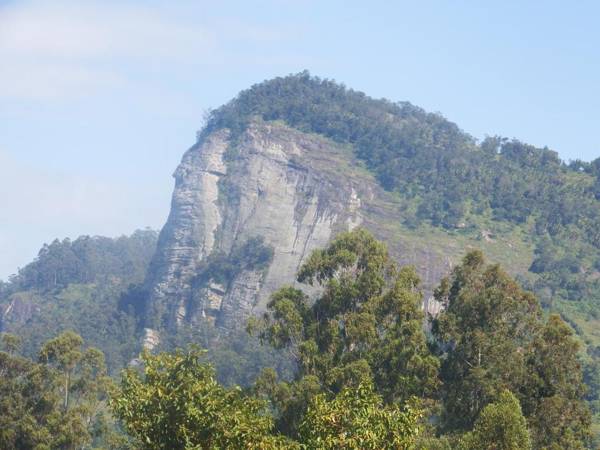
[0,229,293,383]
[0,230,158,372]
[205,72,599,304]
[202,72,600,344]
[206,72,600,226]
[10,230,158,291]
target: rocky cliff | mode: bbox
[143,120,467,344]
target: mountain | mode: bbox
[143,121,451,336]
[1,72,599,420]
[139,73,600,432]
[142,72,600,352]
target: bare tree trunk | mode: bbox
[64,370,71,411]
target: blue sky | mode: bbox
[1,0,599,279]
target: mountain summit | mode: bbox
[142,72,600,346]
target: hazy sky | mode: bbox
[1,0,599,280]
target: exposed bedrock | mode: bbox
[143,122,450,343]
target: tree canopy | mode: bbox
[1,232,594,449]
[433,250,592,447]
[0,331,121,450]
[459,390,531,450]
[249,228,438,436]
[111,347,292,450]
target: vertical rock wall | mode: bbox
[143,121,453,345]
[144,123,364,340]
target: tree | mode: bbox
[0,332,115,450]
[110,347,294,449]
[299,382,421,450]
[433,251,592,448]
[433,251,540,431]
[524,315,592,449]
[109,345,423,449]
[39,331,85,410]
[460,390,531,450]
[1,332,21,355]
[250,228,439,435]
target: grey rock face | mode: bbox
[144,121,453,340]
[144,130,229,332]
[0,292,40,331]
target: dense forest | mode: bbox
[0,230,158,372]
[2,229,158,293]
[1,230,593,448]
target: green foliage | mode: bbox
[10,229,158,292]
[4,283,139,374]
[459,390,531,450]
[433,250,539,430]
[0,230,157,374]
[204,72,598,240]
[39,331,86,410]
[110,347,292,450]
[205,71,477,229]
[193,236,274,288]
[299,382,421,450]
[160,325,295,388]
[0,331,119,450]
[1,332,21,354]
[414,436,453,450]
[434,251,592,448]
[525,315,592,449]
[4,236,593,449]
[2,73,598,446]
[110,350,420,450]
[250,228,439,435]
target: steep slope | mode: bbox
[143,73,599,367]
[144,123,368,337]
[143,121,536,341]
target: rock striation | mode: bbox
[143,121,452,343]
